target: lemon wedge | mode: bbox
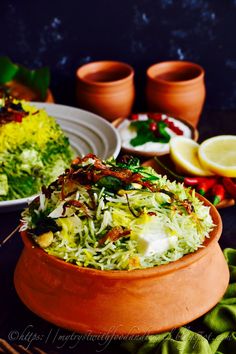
[169,137,214,176]
[198,135,236,177]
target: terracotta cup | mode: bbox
[76,61,135,122]
[146,61,206,127]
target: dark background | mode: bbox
[1,0,236,114]
[1,2,236,353]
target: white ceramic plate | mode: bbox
[0,103,121,212]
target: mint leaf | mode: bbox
[129,119,171,147]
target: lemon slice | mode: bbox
[198,135,236,177]
[169,137,214,176]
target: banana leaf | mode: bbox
[0,56,50,100]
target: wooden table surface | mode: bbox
[0,110,236,354]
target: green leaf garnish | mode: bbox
[96,176,123,192]
[0,56,50,100]
[130,119,171,147]
[34,215,62,236]
[0,57,18,82]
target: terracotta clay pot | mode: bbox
[5,80,54,103]
[146,61,206,127]
[76,61,135,122]
[14,195,228,335]
[45,89,54,103]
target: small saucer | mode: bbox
[113,113,199,158]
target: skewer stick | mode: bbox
[0,225,20,247]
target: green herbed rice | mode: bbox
[0,99,73,201]
[20,155,214,270]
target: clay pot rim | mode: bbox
[147,61,205,86]
[21,194,222,279]
[76,61,134,87]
